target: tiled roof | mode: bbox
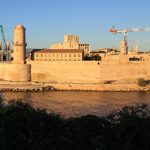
[33,49,83,53]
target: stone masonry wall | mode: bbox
[28,61,150,83]
[0,60,149,84]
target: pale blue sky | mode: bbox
[1,0,150,51]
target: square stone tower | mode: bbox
[63,35,79,49]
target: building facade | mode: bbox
[51,34,90,56]
[79,44,90,56]
[32,49,83,61]
[63,35,79,49]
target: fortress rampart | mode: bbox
[27,58,150,84]
[0,59,149,84]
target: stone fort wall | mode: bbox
[27,60,150,83]
[0,59,149,84]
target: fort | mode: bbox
[0,25,150,91]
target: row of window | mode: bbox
[35,59,81,61]
[35,53,81,58]
[79,44,89,46]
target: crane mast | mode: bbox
[109,26,150,54]
[0,25,9,61]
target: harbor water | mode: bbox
[1,91,150,117]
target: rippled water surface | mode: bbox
[2,91,150,117]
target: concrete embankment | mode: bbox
[0,83,149,92]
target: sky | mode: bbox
[1,0,150,51]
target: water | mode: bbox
[1,91,150,117]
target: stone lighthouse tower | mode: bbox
[3,24,31,82]
[13,24,26,64]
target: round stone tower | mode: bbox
[13,24,26,64]
[3,24,31,82]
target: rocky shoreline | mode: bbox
[0,85,150,92]
[60,88,150,92]
[0,86,57,92]
[97,87,150,92]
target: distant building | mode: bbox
[0,41,11,61]
[79,44,90,56]
[90,50,106,58]
[50,34,90,56]
[63,35,79,49]
[90,48,118,59]
[32,49,84,61]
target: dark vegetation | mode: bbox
[138,78,150,86]
[103,80,115,84]
[0,100,150,150]
[84,55,101,61]
[129,57,140,61]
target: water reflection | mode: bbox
[1,91,150,117]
